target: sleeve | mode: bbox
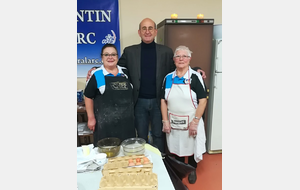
[118,49,133,85]
[117,48,127,68]
[121,68,133,87]
[167,48,176,72]
[191,74,206,100]
[192,66,202,71]
[84,74,98,99]
[160,76,167,100]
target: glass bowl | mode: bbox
[121,138,146,156]
[97,137,121,158]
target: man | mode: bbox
[86,18,206,153]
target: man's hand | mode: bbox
[86,67,97,81]
[197,69,206,79]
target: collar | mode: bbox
[141,40,156,48]
[100,65,124,76]
[172,66,192,79]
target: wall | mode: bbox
[77,0,222,90]
[119,0,222,51]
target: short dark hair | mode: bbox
[101,44,118,56]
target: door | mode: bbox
[210,72,222,151]
[207,39,222,153]
[157,22,213,88]
[215,40,222,73]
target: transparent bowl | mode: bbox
[97,137,121,158]
[121,138,146,156]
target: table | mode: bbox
[77,145,175,190]
[77,104,94,146]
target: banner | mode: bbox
[77,0,120,77]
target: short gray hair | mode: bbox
[174,45,193,57]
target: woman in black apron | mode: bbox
[84,44,136,147]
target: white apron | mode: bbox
[166,71,206,162]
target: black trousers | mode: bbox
[173,154,197,168]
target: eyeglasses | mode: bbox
[174,55,190,59]
[102,53,118,57]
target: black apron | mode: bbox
[93,75,135,147]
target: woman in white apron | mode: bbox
[161,45,207,184]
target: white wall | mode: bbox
[119,0,222,51]
[78,0,222,90]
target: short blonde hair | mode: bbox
[174,45,193,57]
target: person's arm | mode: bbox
[161,99,168,122]
[169,56,176,72]
[192,67,206,79]
[84,97,96,132]
[117,49,127,67]
[194,98,207,122]
[86,67,98,82]
[83,74,98,131]
[160,76,171,134]
[167,48,176,72]
[189,73,207,136]
[161,99,171,134]
[198,69,206,79]
[189,98,207,136]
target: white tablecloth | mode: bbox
[77,144,175,190]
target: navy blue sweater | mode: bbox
[139,41,157,99]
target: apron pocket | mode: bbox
[169,113,189,130]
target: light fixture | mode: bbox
[197,14,204,19]
[171,13,178,19]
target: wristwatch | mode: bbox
[194,116,200,120]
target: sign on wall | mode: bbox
[77,0,120,77]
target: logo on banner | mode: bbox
[77,0,121,77]
[102,30,117,44]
